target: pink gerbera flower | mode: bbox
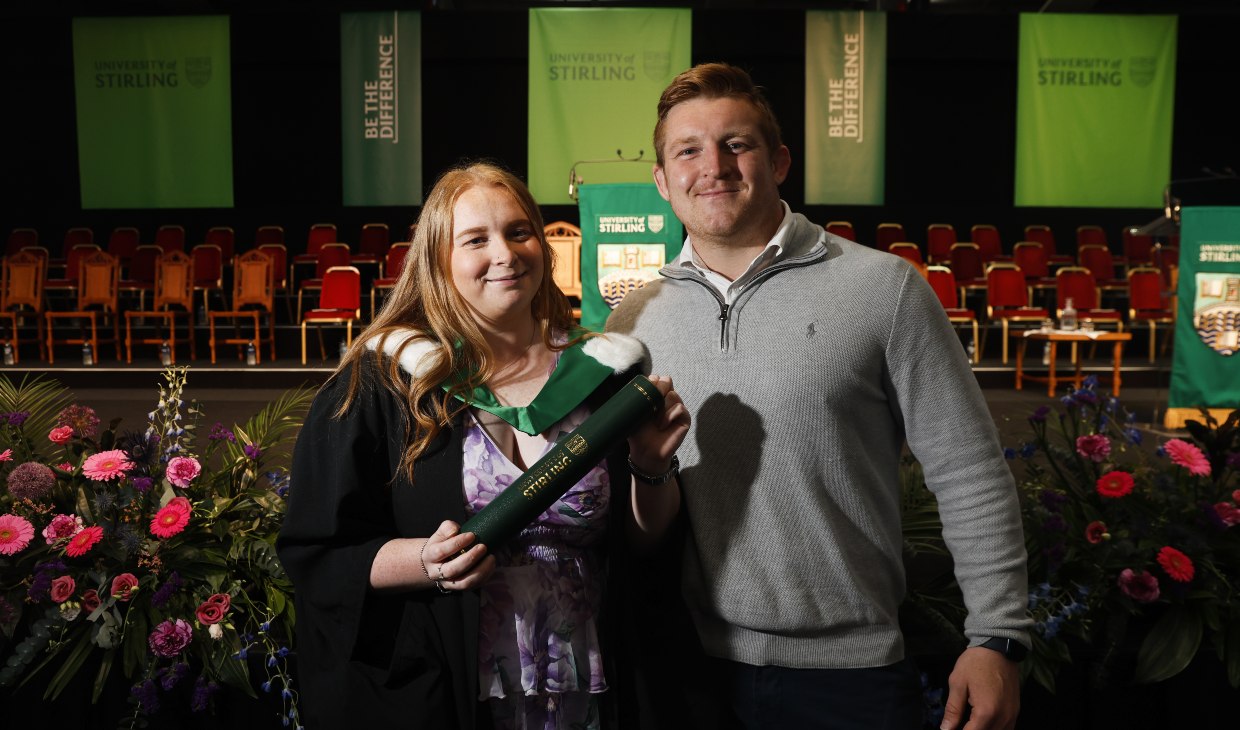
[150,497,192,539]
[1096,470,1135,499]
[1163,439,1211,477]
[0,514,35,556]
[82,449,134,482]
[64,525,104,557]
[0,448,11,461]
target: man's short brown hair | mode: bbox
[653,62,783,166]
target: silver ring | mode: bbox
[434,579,450,595]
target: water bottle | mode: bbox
[965,339,975,362]
[1042,343,1050,365]
[2,342,13,366]
[338,339,349,360]
[159,341,172,366]
[1060,297,1078,331]
[82,341,94,366]
[245,341,257,366]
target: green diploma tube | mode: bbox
[460,374,663,550]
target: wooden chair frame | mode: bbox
[1,250,47,362]
[208,250,276,364]
[45,251,121,364]
[125,251,196,363]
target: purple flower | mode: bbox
[1073,390,1098,405]
[1039,488,1067,511]
[132,476,154,493]
[150,571,182,609]
[244,443,263,460]
[191,677,219,712]
[130,678,161,713]
[27,559,66,601]
[1043,514,1067,532]
[1030,405,1050,423]
[148,618,193,658]
[1227,452,1240,470]
[5,411,30,426]
[208,422,236,442]
[159,662,190,691]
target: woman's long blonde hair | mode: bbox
[334,161,577,480]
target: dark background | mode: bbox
[3,1,1239,256]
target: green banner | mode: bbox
[579,183,683,332]
[1169,207,1240,412]
[528,8,691,205]
[72,17,233,209]
[1015,14,1176,208]
[805,10,886,205]
[341,11,422,206]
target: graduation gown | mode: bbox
[276,337,684,729]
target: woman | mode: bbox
[277,161,689,729]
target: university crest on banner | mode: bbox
[1194,273,1240,356]
[1128,57,1157,88]
[647,215,664,233]
[185,57,212,88]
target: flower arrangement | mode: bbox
[0,368,312,727]
[1011,377,1240,692]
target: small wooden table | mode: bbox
[1015,330,1133,397]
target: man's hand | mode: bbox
[940,646,1021,730]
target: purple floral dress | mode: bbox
[463,403,610,730]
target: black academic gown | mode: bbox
[276,357,684,729]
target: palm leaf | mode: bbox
[0,374,74,459]
[225,386,314,465]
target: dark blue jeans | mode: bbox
[714,657,925,730]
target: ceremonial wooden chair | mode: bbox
[1,250,47,362]
[44,244,101,309]
[544,221,583,305]
[209,250,275,364]
[301,266,361,364]
[45,251,121,364]
[125,250,196,363]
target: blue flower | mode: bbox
[1004,447,1017,460]
[1020,442,1037,459]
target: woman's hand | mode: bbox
[626,375,691,475]
[419,520,496,593]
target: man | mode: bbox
[606,62,1030,730]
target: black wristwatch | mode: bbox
[977,636,1028,662]
[628,455,680,486]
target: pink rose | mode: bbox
[50,575,76,603]
[81,589,101,614]
[205,592,231,611]
[48,426,74,444]
[111,573,139,601]
[196,601,225,626]
[165,456,202,488]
